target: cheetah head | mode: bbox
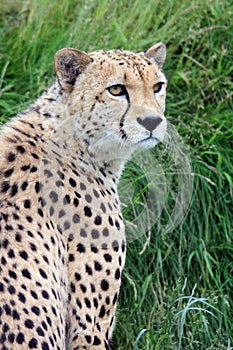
[54,43,167,165]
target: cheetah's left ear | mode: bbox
[144,42,166,68]
[54,48,93,91]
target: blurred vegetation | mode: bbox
[0,0,232,348]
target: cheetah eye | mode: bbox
[153,82,164,94]
[107,84,127,97]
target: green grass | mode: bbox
[0,0,232,349]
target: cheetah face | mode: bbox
[54,43,167,161]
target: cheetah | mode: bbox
[0,43,167,349]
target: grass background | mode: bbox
[0,0,232,349]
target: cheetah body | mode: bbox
[0,43,167,349]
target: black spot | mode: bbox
[19,250,28,260]
[41,321,48,330]
[80,182,86,190]
[5,168,14,177]
[39,268,48,279]
[31,306,40,316]
[91,229,99,239]
[122,240,126,252]
[38,208,44,217]
[91,245,98,253]
[115,220,120,230]
[3,323,9,333]
[84,194,92,203]
[90,283,96,293]
[8,249,15,258]
[35,182,41,193]
[63,194,70,204]
[21,181,28,191]
[93,336,101,346]
[42,341,50,350]
[30,166,37,173]
[3,304,11,315]
[31,153,39,159]
[13,213,19,220]
[77,243,86,253]
[94,261,102,271]
[101,279,109,291]
[69,177,76,187]
[8,269,17,280]
[73,214,80,223]
[16,145,25,153]
[63,221,70,230]
[93,189,100,198]
[7,152,16,162]
[94,215,102,225]
[76,298,82,308]
[8,332,15,343]
[8,285,16,294]
[16,332,25,344]
[49,191,58,203]
[103,228,109,236]
[26,215,33,223]
[18,292,26,303]
[42,290,49,299]
[2,238,9,249]
[85,335,92,344]
[25,319,34,329]
[29,337,38,348]
[21,164,30,171]
[0,282,4,292]
[69,254,75,262]
[104,254,112,262]
[80,284,87,293]
[49,206,54,216]
[93,298,98,308]
[85,264,93,275]
[73,197,79,207]
[44,169,53,178]
[108,216,114,226]
[99,305,106,318]
[112,292,118,305]
[112,240,119,252]
[115,268,121,279]
[80,228,87,237]
[86,314,92,323]
[36,326,45,336]
[84,206,92,217]
[84,297,91,308]
[58,209,66,218]
[30,290,38,299]
[70,282,76,293]
[1,257,7,265]
[30,243,37,251]
[75,273,81,281]
[1,181,10,192]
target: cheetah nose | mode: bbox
[137,116,163,132]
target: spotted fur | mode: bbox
[0,43,167,349]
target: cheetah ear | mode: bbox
[144,42,166,68]
[54,48,93,91]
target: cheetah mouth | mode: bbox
[139,135,161,144]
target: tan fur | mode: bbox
[0,43,167,349]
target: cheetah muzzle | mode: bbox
[0,43,167,350]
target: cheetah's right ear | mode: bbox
[144,42,166,68]
[54,48,93,92]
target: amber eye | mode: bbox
[107,84,127,96]
[154,82,164,94]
